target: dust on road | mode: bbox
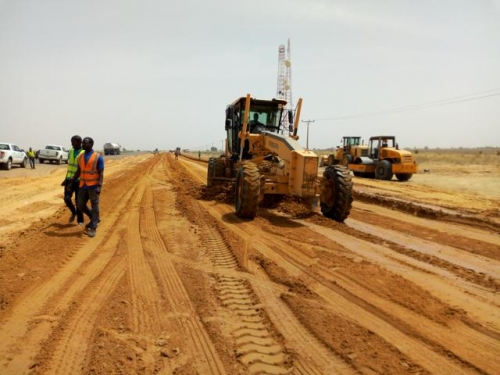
[0,153,499,374]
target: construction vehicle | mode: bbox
[320,136,366,167]
[103,143,121,155]
[349,136,417,181]
[207,94,353,222]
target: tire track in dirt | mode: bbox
[0,164,143,374]
[259,219,500,373]
[199,203,493,374]
[199,228,293,374]
[0,155,167,374]
[353,183,500,232]
[69,155,227,374]
[36,176,150,373]
[350,208,500,262]
[175,157,354,374]
[138,160,227,374]
[163,157,292,374]
[124,180,168,372]
[246,264,355,375]
[45,257,127,374]
[197,207,357,374]
[352,201,500,247]
[249,227,478,374]
[346,217,500,288]
[300,220,500,331]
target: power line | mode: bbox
[316,87,500,122]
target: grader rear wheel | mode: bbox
[320,165,353,222]
[235,162,260,219]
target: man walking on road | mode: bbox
[26,147,36,169]
[61,136,84,224]
[67,136,104,238]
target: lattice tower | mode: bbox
[276,39,293,131]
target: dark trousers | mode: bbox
[63,180,84,223]
[29,157,35,169]
[77,188,100,230]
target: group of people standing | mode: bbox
[61,135,104,238]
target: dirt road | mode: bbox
[0,153,499,375]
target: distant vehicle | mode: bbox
[0,142,28,170]
[103,142,121,155]
[320,136,364,167]
[349,136,418,181]
[38,145,69,164]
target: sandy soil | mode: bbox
[0,153,499,375]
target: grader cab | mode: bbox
[207,94,353,222]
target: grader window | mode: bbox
[242,108,282,133]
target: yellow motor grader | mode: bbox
[207,94,353,222]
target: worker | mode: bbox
[61,135,84,224]
[26,147,36,169]
[67,136,104,238]
[249,113,265,133]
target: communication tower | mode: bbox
[276,39,293,131]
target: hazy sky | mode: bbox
[1,0,499,151]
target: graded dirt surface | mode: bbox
[0,153,499,375]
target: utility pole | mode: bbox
[301,119,315,150]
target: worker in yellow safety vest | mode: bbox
[26,147,36,169]
[61,136,84,225]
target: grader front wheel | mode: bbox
[235,162,261,219]
[320,165,353,222]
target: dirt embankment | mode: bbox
[0,153,499,375]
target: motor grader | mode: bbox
[349,135,418,181]
[320,136,365,167]
[207,94,353,222]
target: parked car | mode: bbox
[0,142,28,170]
[38,145,69,164]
